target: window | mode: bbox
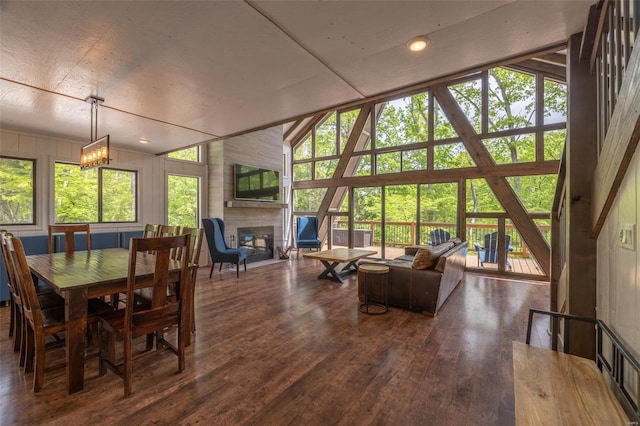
[167,174,199,228]
[0,156,36,225]
[54,163,137,223]
[168,146,200,162]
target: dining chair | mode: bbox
[6,236,67,392]
[97,234,191,397]
[157,224,181,237]
[1,232,65,367]
[48,223,91,255]
[143,224,160,238]
[177,227,204,333]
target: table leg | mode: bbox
[340,260,359,272]
[65,287,88,394]
[317,261,344,283]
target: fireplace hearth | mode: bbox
[237,226,274,263]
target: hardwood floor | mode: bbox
[0,259,550,425]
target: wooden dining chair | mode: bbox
[6,236,67,392]
[48,224,91,255]
[157,224,181,237]
[97,234,191,397]
[1,232,65,367]
[177,227,204,333]
[143,224,160,238]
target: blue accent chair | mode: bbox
[474,232,512,271]
[296,216,322,259]
[202,218,247,278]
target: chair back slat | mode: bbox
[48,224,91,255]
[143,224,160,238]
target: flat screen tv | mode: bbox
[234,164,280,202]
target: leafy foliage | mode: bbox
[168,174,199,228]
[0,157,35,224]
[168,147,199,162]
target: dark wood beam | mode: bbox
[535,53,567,66]
[431,83,551,276]
[580,2,603,63]
[589,0,611,71]
[292,161,560,190]
[505,61,566,82]
[314,105,374,241]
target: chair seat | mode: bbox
[37,292,65,310]
[40,305,66,329]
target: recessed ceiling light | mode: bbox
[139,138,149,144]
[407,36,430,52]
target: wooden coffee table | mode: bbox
[303,248,377,283]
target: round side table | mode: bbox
[358,264,390,315]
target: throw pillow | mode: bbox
[434,255,447,273]
[412,248,437,270]
[412,241,455,270]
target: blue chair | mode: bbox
[429,228,451,245]
[296,216,322,259]
[474,232,512,271]
[202,218,247,278]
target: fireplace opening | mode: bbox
[237,226,274,263]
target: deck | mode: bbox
[327,244,546,277]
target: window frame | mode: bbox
[0,155,37,226]
[53,161,138,224]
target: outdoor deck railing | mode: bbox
[333,220,550,258]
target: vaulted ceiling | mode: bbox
[0,0,593,155]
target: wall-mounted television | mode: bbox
[234,164,280,202]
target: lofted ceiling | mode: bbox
[0,0,593,155]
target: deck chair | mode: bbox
[429,228,451,245]
[474,232,512,270]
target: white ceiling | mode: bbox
[0,0,593,155]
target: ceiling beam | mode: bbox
[293,160,560,190]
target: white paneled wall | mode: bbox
[0,129,208,240]
[597,144,640,356]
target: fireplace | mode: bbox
[237,226,274,263]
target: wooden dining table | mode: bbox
[26,248,187,394]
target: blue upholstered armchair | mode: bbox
[295,216,322,259]
[202,218,248,278]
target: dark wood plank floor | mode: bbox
[0,259,550,425]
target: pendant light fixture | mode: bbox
[80,95,110,170]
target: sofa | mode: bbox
[358,240,468,316]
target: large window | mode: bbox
[0,156,35,225]
[54,163,137,223]
[167,174,199,228]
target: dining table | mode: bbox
[26,247,187,394]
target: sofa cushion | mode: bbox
[411,242,454,270]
